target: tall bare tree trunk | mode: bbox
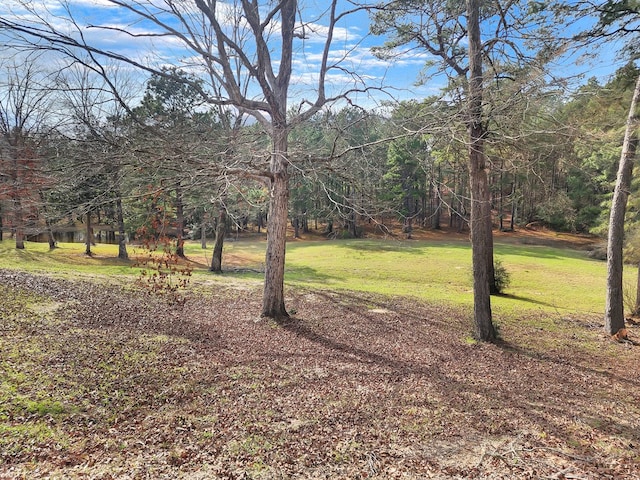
[13,195,25,249]
[210,201,226,273]
[262,126,290,319]
[85,211,92,256]
[11,147,24,250]
[45,217,56,250]
[432,165,442,230]
[257,210,263,233]
[201,219,207,249]
[604,74,640,335]
[467,0,496,342]
[510,180,517,232]
[175,185,185,258]
[115,195,128,260]
[37,189,56,249]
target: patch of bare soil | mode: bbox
[1,270,638,479]
[287,220,598,251]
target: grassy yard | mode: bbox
[2,234,639,478]
[284,238,617,318]
[0,235,631,320]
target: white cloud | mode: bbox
[1,0,432,106]
[295,22,361,44]
[66,0,115,7]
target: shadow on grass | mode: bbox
[493,292,557,308]
[494,243,594,261]
[280,295,640,452]
[318,238,470,254]
[285,265,341,284]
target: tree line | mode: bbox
[2,62,636,239]
[0,0,638,341]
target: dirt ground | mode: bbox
[245,218,601,251]
[1,262,639,479]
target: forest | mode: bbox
[4,60,639,242]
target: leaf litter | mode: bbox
[0,269,639,479]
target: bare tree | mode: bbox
[466,0,495,341]
[1,0,374,319]
[571,0,640,335]
[210,196,227,273]
[0,53,58,249]
[56,62,140,260]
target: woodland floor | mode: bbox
[1,241,639,479]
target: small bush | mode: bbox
[587,242,607,261]
[493,259,511,294]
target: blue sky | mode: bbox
[0,0,459,111]
[0,0,630,112]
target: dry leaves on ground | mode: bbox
[1,269,639,479]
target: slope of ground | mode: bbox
[1,269,638,479]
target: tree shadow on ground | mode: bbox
[280,290,640,463]
[326,239,469,255]
[284,265,341,284]
[493,292,557,308]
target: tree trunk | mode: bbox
[257,211,263,233]
[85,211,92,256]
[12,192,25,249]
[405,217,412,239]
[201,221,207,249]
[499,160,504,231]
[432,165,442,230]
[261,127,290,320]
[349,211,358,238]
[510,180,517,231]
[115,195,128,260]
[46,225,56,249]
[604,73,640,335]
[38,190,56,249]
[293,217,300,238]
[210,201,227,273]
[15,227,25,249]
[44,210,56,250]
[175,186,185,258]
[467,0,496,342]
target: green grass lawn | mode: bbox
[284,238,627,319]
[0,236,632,319]
[0,240,134,276]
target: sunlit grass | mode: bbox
[490,243,611,317]
[284,239,626,318]
[0,239,133,276]
[285,239,473,303]
[0,236,631,318]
